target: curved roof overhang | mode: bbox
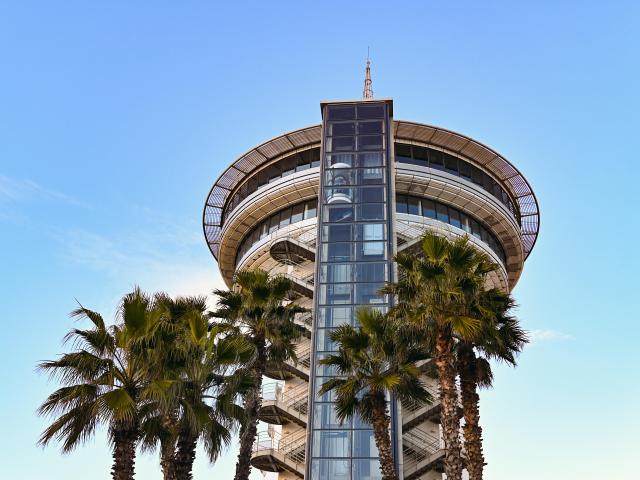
[203,120,540,262]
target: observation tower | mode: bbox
[202,65,539,480]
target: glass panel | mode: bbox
[312,430,351,457]
[323,224,352,242]
[355,263,387,283]
[311,459,351,480]
[444,153,459,174]
[362,223,384,241]
[326,168,356,186]
[317,307,353,328]
[327,106,355,121]
[396,194,408,214]
[279,207,291,227]
[320,264,352,283]
[357,103,385,119]
[352,459,382,480]
[328,136,355,152]
[356,283,385,305]
[359,204,385,221]
[268,214,279,234]
[321,242,353,262]
[328,122,355,136]
[357,242,386,260]
[353,430,379,457]
[305,201,318,219]
[358,135,384,150]
[407,196,420,215]
[325,205,354,223]
[291,203,304,223]
[422,198,436,218]
[449,208,461,228]
[358,168,384,184]
[436,203,449,223]
[316,328,340,350]
[313,403,349,429]
[459,160,472,180]
[430,149,444,170]
[358,120,383,135]
[327,153,354,168]
[359,186,384,203]
[358,152,383,167]
[413,146,429,166]
[325,187,354,204]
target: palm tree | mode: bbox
[211,269,306,480]
[318,308,431,480]
[137,294,252,480]
[382,233,490,480]
[456,287,528,480]
[37,288,162,480]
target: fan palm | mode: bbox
[211,269,306,480]
[318,308,431,480]
[456,287,528,480]
[37,288,162,480]
[382,232,491,480]
[137,294,252,480]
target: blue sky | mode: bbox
[1,1,639,479]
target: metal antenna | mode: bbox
[362,47,373,99]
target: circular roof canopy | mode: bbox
[203,120,540,261]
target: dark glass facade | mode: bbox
[307,101,394,480]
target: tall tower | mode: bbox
[203,92,539,479]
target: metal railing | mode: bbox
[402,382,440,413]
[403,424,443,473]
[252,427,307,469]
[262,382,309,417]
[293,311,313,329]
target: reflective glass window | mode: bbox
[358,135,384,150]
[325,205,354,223]
[320,264,352,283]
[396,194,408,214]
[313,403,348,429]
[328,122,355,136]
[449,208,461,228]
[395,143,412,163]
[352,460,383,480]
[357,104,385,118]
[305,201,317,219]
[413,146,429,166]
[357,242,386,260]
[353,430,379,457]
[360,186,385,203]
[359,204,385,221]
[407,196,420,215]
[317,307,352,328]
[327,153,354,168]
[326,168,355,186]
[322,242,352,262]
[358,120,383,135]
[444,153,459,174]
[323,224,352,242]
[430,149,444,170]
[358,168,384,184]
[279,207,291,228]
[328,136,355,152]
[311,459,350,480]
[422,198,436,218]
[291,203,305,223]
[316,327,341,350]
[312,430,351,457]
[362,223,384,241]
[356,283,385,304]
[358,152,384,167]
[436,203,449,223]
[356,263,387,283]
[327,106,355,121]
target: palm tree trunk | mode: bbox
[161,413,177,480]
[110,424,139,480]
[458,344,484,480]
[434,329,464,480]
[370,394,398,480]
[173,427,198,480]
[233,338,266,480]
[160,440,177,480]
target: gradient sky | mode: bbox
[1,1,639,479]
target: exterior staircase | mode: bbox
[251,427,306,478]
[258,382,309,427]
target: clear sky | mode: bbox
[1,1,638,479]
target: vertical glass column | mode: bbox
[308,102,394,480]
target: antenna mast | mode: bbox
[362,48,373,99]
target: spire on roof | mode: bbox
[362,48,373,99]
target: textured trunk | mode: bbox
[160,414,177,480]
[458,344,484,480]
[370,394,398,480]
[160,440,177,480]
[434,329,464,480]
[233,337,266,480]
[110,424,139,480]
[173,427,198,480]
